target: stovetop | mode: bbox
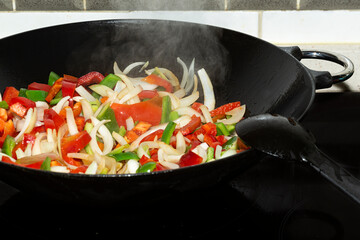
[0,92,359,239]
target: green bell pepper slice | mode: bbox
[97,102,120,133]
[160,95,171,124]
[2,135,15,156]
[0,101,9,110]
[137,162,157,173]
[99,74,121,89]
[25,90,48,102]
[161,121,176,145]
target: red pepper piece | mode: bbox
[0,119,15,148]
[191,102,204,113]
[142,74,173,92]
[176,115,202,136]
[210,101,241,117]
[61,130,92,166]
[28,82,51,92]
[43,108,65,131]
[201,122,217,136]
[9,102,27,118]
[77,71,104,87]
[10,96,36,109]
[45,78,63,103]
[138,90,159,100]
[179,151,203,167]
[2,87,19,105]
[203,134,221,149]
[44,118,56,130]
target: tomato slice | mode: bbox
[111,96,162,127]
[77,71,104,86]
[138,90,159,100]
[2,87,19,105]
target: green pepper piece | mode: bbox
[2,135,15,156]
[215,122,230,136]
[49,98,61,105]
[48,71,60,86]
[160,95,171,124]
[226,123,236,134]
[0,101,9,110]
[161,121,176,145]
[169,111,179,122]
[222,136,238,150]
[107,144,129,156]
[137,162,157,173]
[152,67,168,80]
[40,157,52,171]
[206,147,215,162]
[97,102,120,133]
[18,88,28,98]
[92,91,101,100]
[25,90,48,102]
[118,126,127,137]
[99,74,121,89]
[110,152,139,162]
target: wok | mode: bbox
[0,19,353,204]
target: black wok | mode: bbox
[0,19,353,203]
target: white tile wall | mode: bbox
[0,11,259,39]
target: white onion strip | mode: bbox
[90,117,113,155]
[177,57,189,89]
[123,61,148,75]
[217,105,246,125]
[174,107,205,122]
[199,105,213,123]
[52,96,70,114]
[179,91,199,108]
[112,132,128,146]
[66,108,79,136]
[75,85,96,102]
[14,108,33,143]
[198,68,215,111]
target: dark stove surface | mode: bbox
[0,92,360,239]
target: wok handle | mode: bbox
[279,46,354,89]
[302,50,354,86]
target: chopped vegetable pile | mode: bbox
[0,58,249,174]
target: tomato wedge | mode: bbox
[111,96,162,127]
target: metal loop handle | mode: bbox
[302,50,354,84]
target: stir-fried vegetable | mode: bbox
[0,58,249,174]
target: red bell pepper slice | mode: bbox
[140,129,164,143]
[201,122,217,136]
[9,102,27,118]
[77,71,104,87]
[62,79,77,98]
[111,96,162,127]
[61,130,91,166]
[2,87,19,105]
[191,102,204,113]
[43,108,65,131]
[45,78,63,103]
[28,82,51,92]
[210,101,241,117]
[10,96,36,109]
[142,74,173,92]
[0,119,15,148]
[176,115,202,136]
[179,151,203,167]
[44,118,56,130]
[138,90,159,100]
[203,134,221,149]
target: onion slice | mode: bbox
[217,105,246,125]
[66,108,79,135]
[198,68,215,111]
[14,108,33,143]
[90,117,113,155]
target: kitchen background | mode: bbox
[0,0,359,91]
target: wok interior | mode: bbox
[0,19,313,119]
